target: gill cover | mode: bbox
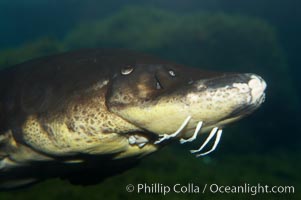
[106,63,223,134]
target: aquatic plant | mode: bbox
[0,148,299,200]
[1,7,290,82]
[0,37,64,69]
[63,7,282,69]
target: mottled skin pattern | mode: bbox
[0,50,162,159]
[0,49,266,189]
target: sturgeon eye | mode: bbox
[168,70,176,77]
[121,66,134,75]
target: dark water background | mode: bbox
[0,0,300,199]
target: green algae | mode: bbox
[0,147,299,200]
[0,37,65,69]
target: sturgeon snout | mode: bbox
[247,74,267,105]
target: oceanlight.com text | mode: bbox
[125,183,295,196]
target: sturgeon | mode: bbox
[0,49,266,189]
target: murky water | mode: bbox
[0,1,299,199]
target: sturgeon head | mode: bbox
[107,62,266,156]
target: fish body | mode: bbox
[0,49,266,189]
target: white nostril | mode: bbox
[248,74,267,103]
